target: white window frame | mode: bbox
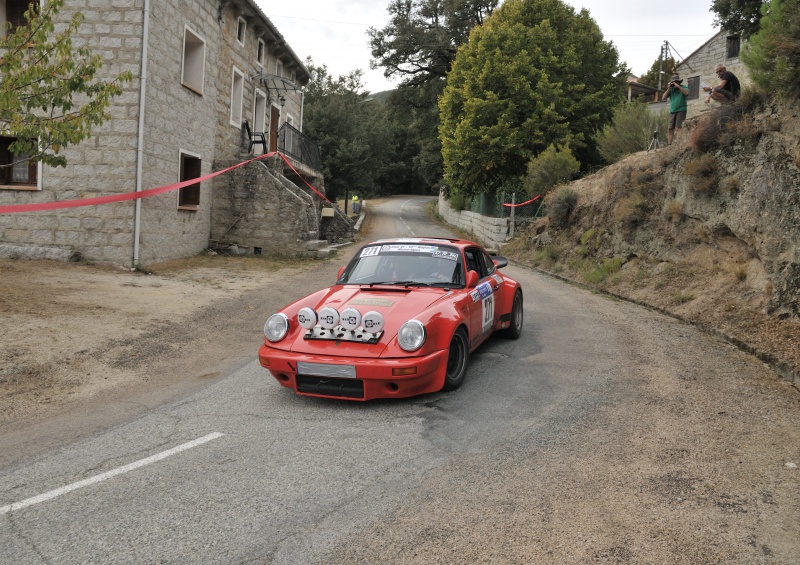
[230,66,245,127]
[276,60,283,78]
[236,16,246,46]
[181,25,206,95]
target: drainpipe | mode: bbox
[299,88,304,132]
[133,0,151,267]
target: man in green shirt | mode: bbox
[661,74,688,145]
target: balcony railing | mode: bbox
[278,123,322,172]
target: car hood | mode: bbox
[284,285,450,357]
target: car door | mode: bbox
[464,247,499,348]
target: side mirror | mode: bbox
[466,270,479,288]
[492,255,509,269]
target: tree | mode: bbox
[710,0,767,39]
[301,60,393,202]
[741,0,800,98]
[368,0,499,87]
[438,0,626,198]
[637,55,676,90]
[0,0,131,168]
[368,0,498,191]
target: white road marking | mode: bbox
[399,199,416,235]
[0,432,224,515]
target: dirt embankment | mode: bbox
[501,98,799,387]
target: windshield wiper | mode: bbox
[366,280,432,287]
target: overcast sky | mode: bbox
[260,0,720,93]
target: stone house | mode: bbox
[675,30,749,117]
[0,0,335,267]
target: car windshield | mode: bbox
[339,243,465,287]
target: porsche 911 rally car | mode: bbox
[258,237,523,400]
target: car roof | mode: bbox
[366,237,478,250]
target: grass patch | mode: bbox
[672,291,695,304]
[581,257,624,284]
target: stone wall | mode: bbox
[210,158,321,256]
[437,191,510,249]
[676,31,749,119]
[0,0,145,266]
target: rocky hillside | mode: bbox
[503,96,799,386]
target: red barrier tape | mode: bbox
[502,195,541,208]
[0,151,331,214]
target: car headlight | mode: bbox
[398,320,426,352]
[264,313,290,342]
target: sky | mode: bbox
[260,0,721,93]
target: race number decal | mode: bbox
[476,282,494,332]
[482,293,495,332]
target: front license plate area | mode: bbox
[296,375,364,399]
[296,361,356,379]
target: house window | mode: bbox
[726,36,740,59]
[236,16,246,46]
[257,38,265,66]
[230,67,244,127]
[5,0,35,34]
[181,26,205,95]
[178,152,201,209]
[687,76,700,100]
[276,60,283,78]
[0,136,38,188]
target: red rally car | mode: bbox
[258,237,523,401]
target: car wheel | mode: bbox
[501,290,523,339]
[442,327,469,391]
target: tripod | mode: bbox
[647,128,661,152]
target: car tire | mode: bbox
[501,290,523,339]
[442,327,469,391]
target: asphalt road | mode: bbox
[1,196,798,564]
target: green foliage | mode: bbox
[448,190,468,211]
[742,0,800,98]
[368,1,498,192]
[547,186,578,228]
[596,102,669,164]
[368,0,499,86]
[301,61,392,202]
[0,0,132,167]
[522,144,580,199]
[583,257,623,284]
[438,0,626,198]
[711,0,766,39]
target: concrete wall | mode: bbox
[438,191,511,249]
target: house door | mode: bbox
[269,105,280,152]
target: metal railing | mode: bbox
[278,123,322,171]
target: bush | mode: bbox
[522,144,581,200]
[596,102,669,163]
[684,153,719,193]
[547,187,578,228]
[449,191,467,211]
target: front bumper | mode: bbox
[258,345,449,401]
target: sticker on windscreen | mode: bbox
[432,250,458,262]
[360,246,381,257]
[380,244,437,254]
